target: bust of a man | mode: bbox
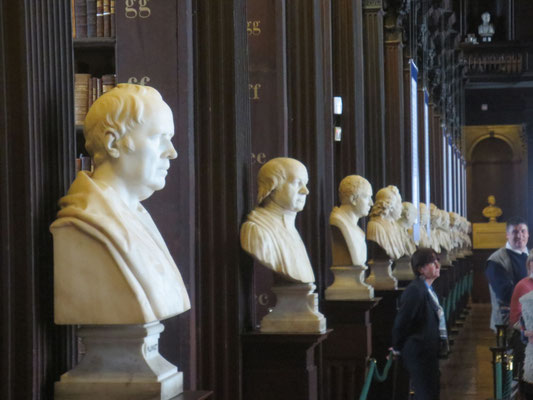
[429,203,442,253]
[398,202,417,256]
[367,185,405,260]
[51,84,191,325]
[437,209,453,251]
[419,202,432,248]
[330,175,373,266]
[240,157,315,283]
[482,195,503,222]
[478,12,495,42]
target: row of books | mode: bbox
[75,73,116,125]
[72,0,115,39]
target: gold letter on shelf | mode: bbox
[125,0,151,19]
[127,76,151,85]
[249,83,262,100]
[246,20,262,36]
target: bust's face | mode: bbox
[488,195,496,205]
[114,102,177,200]
[270,161,309,212]
[391,195,402,221]
[353,182,373,217]
[403,206,416,226]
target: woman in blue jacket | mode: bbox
[392,248,448,400]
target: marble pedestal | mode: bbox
[325,265,374,300]
[260,283,326,333]
[366,259,397,290]
[242,331,331,400]
[323,299,380,399]
[55,322,183,400]
[392,255,415,282]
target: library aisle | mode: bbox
[440,303,494,400]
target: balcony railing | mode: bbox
[460,42,530,77]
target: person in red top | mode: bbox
[510,252,533,398]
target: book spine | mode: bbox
[74,0,87,38]
[71,0,76,38]
[96,0,103,37]
[87,0,96,37]
[101,74,116,93]
[103,0,110,37]
[74,73,91,125]
[110,0,115,37]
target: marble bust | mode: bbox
[418,202,433,248]
[429,203,442,253]
[240,157,325,333]
[327,175,374,299]
[51,84,190,325]
[240,157,315,283]
[398,201,417,256]
[367,185,405,260]
[330,175,373,266]
[52,84,189,400]
[478,12,495,42]
[482,195,502,222]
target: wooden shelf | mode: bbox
[73,37,116,49]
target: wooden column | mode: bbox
[323,300,380,400]
[286,0,334,296]
[115,0,196,385]
[194,1,253,399]
[0,1,77,399]
[246,0,289,329]
[432,112,444,208]
[384,12,405,194]
[418,89,429,204]
[331,0,366,183]
[403,59,414,199]
[363,0,386,189]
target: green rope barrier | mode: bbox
[495,358,503,400]
[359,351,395,400]
[503,353,514,399]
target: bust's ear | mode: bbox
[349,194,358,206]
[103,130,120,159]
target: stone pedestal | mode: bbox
[261,283,326,333]
[392,255,414,282]
[326,265,374,300]
[323,299,381,399]
[55,322,183,400]
[242,331,331,400]
[366,258,397,290]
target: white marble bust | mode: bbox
[478,12,495,42]
[240,157,315,283]
[449,212,461,249]
[398,201,417,256]
[330,175,373,266]
[418,202,433,248]
[51,84,191,325]
[438,209,453,251]
[367,185,405,260]
[429,203,442,253]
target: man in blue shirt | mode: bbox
[486,216,529,331]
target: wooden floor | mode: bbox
[440,303,495,400]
